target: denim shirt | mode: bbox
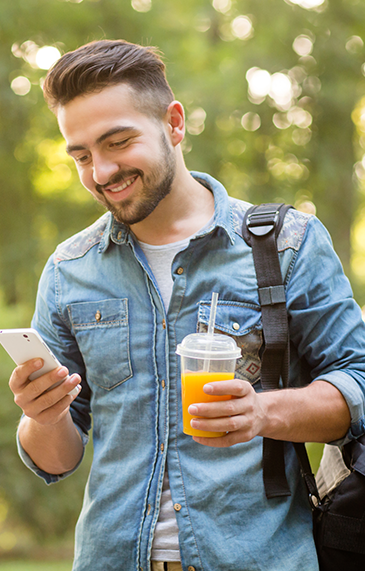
[20,172,365,571]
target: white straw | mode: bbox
[203,292,219,371]
[207,292,219,336]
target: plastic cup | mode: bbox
[176,333,241,437]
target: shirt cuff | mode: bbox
[16,421,89,485]
[314,370,365,446]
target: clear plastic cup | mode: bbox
[176,333,241,437]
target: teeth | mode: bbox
[109,176,137,193]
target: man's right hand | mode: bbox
[9,359,81,426]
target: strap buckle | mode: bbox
[247,207,279,237]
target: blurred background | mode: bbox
[1,0,365,567]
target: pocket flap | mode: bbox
[197,300,262,385]
[198,300,261,336]
[68,299,128,330]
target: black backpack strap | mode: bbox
[243,203,320,504]
[243,203,291,392]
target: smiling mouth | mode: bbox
[106,175,138,193]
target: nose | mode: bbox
[92,154,119,187]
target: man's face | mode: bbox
[57,84,176,226]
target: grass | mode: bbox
[306,442,325,474]
[0,562,72,571]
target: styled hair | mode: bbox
[43,39,175,118]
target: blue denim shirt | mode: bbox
[20,172,365,571]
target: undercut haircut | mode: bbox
[43,39,175,119]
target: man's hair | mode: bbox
[43,39,175,118]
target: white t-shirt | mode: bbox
[138,237,190,562]
[138,220,213,562]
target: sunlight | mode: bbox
[231,16,253,40]
[10,76,31,96]
[35,46,61,70]
[131,0,152,12]
[292,35,314,57]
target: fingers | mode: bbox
[203,379,252,398]
[9,358,44,392]
[9,360,82,426]
[188,379,253,419]
[187,379,264,447]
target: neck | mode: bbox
[130,162,215,245]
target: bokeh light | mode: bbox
[35,46,61,70]
[131,0,152,12]
[231,16,253,40]
[10,76,31,96]
[212,0,232,14]
[292,35,314,57]
[241,112,261,131]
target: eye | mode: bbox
[74,153,91,165]
[109,138,129,149]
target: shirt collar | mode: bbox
[98,171,236,254]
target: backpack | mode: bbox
[242,202,365,571]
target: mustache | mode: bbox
[95,168,143,194]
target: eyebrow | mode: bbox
[66,126,138,155]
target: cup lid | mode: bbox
[176,333,241,360]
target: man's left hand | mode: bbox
[188,379,267,447]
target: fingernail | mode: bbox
[57,367,68,378]
[188,405,198,415]
[68,384,81,397]
[34,359,43,369]
[204,384,213,394]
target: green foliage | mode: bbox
[306,442,324,474]
[0,299,92,559]
[0,562,72,570]
[1,0,365,301]
[0,0,364,558]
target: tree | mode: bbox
[1,0,365,557]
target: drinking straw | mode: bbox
[203,292,219,371]
[207,291,219,336]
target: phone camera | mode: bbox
[23,334,28,338]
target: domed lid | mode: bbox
[176,333,241,360]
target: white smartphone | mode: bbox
[0,327,79,396]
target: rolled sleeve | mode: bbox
[314,370,365,445]
[286,215,365,443]
[16,420,89,485]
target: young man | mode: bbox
[9,40,365,571]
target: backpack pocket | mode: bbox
[197,300,262,385]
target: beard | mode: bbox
[95,132,176,226]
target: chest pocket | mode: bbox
[67,298,132,390]
[197,300,263,385]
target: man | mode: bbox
[9,39,365,571]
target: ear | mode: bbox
[165,101,185,146]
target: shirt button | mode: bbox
[162,319,166,329]
[160,443,164,452]
[177,267,184,275]
[188,567,196,571]
[117,231,122,240]
[95,310,101,322]
[161,380,166,389]
[173,503,182,511]
[232,322,240,331]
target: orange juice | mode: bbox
[181,371,234,437]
